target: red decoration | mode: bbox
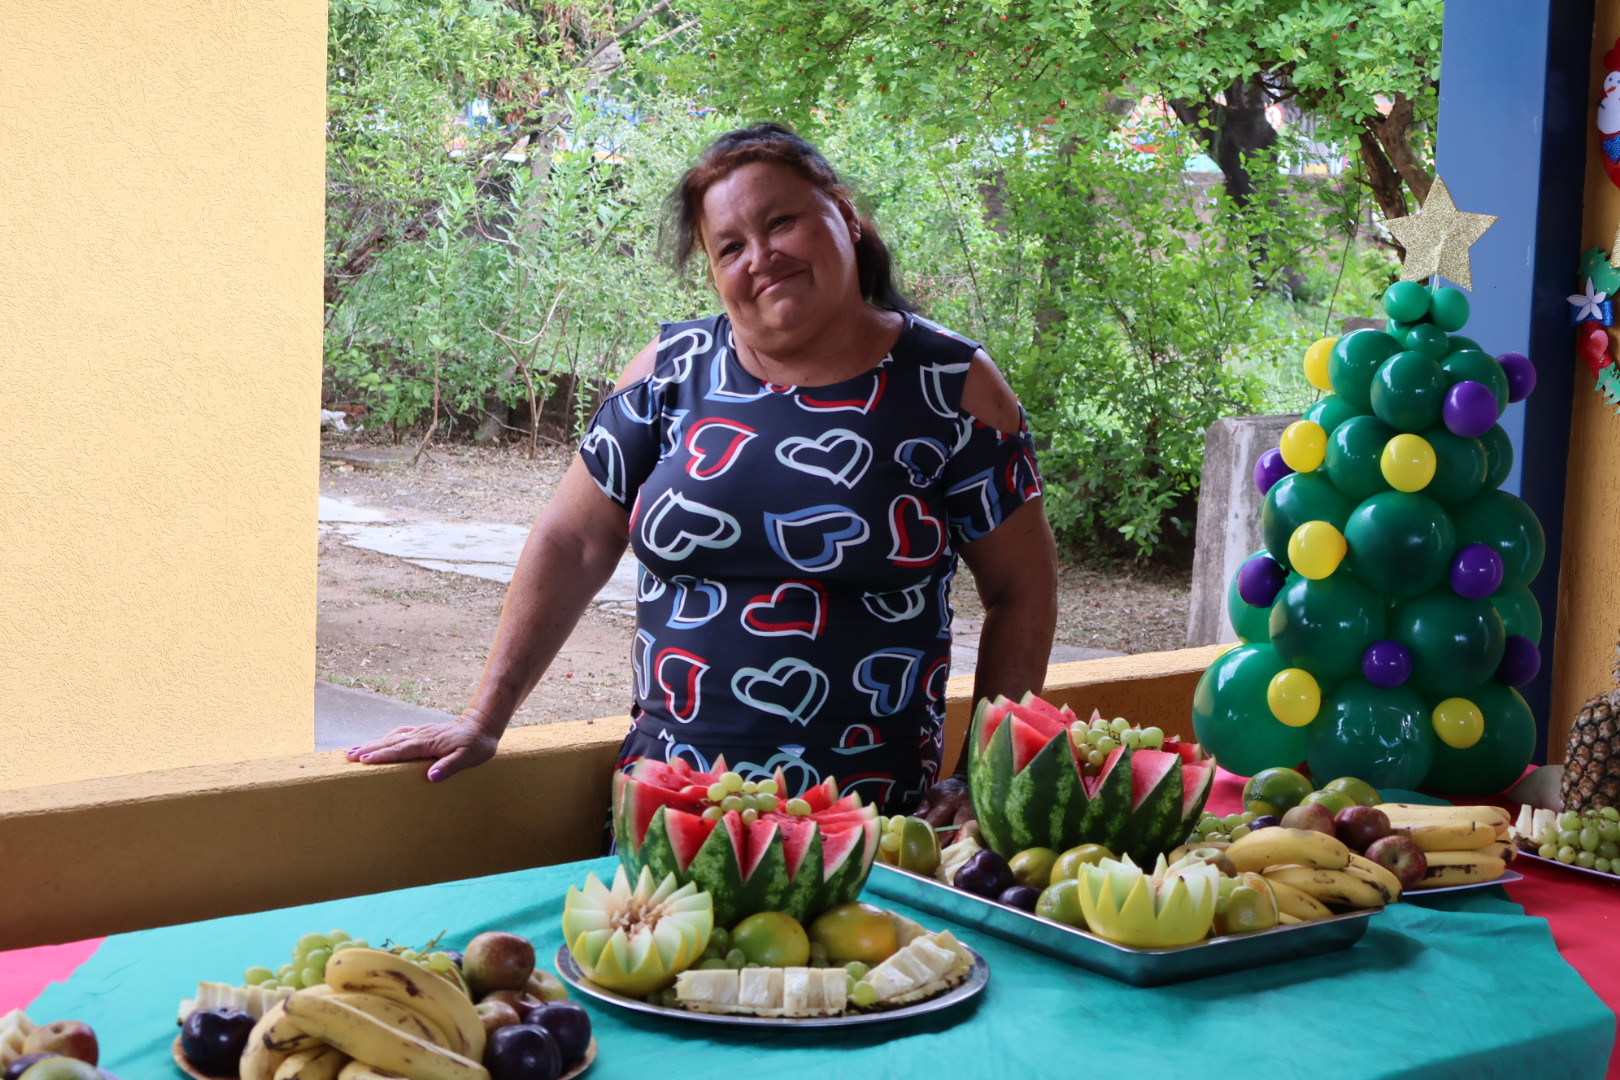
[1578,324,1613,374]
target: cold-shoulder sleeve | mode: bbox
[940,407,1043,546]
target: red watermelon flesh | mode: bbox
[1013,692,1069,734]
[974,697,1013,754]
[1130,749,1181,809]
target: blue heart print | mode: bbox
[764,505,869,572]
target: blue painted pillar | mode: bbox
[1436,0,1590,761]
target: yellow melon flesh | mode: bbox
[563,865,713,997]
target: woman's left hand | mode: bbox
[914,774,976,828]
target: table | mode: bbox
[12,851,1616,1080]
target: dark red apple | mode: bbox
[1334,806,1393,852]
[476,1000,523,1036]
[481,989,542,1015]
[1280,803,1336,837]
[463,932,536,999]
[1366,834,1429,891]
[21,1022,98,1067]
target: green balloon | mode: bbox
[1450,489,1546,592]
[1370,351,1447,432]
[1427,287,1471,333]
[1491,587,1543,645]
[1480,424,1514,488]
[1403,323,1450,362]
[1269,573,1388,683]
[1418,426,1488,506]
[1440,351,1509,417]
[1191,644,1309,777]
[1392,590,1507,697]
[1422,681,1537,795]
[1304,394,1360,436]
[1383,280,1431,322]
[1329,330,1401,412]
[1446,334,1483,355]
[1261,472,1356,571]
[1385,318,1414,341]
[1344,491,1456,597]
[1325,415,1395,501]
[1227,554,1274,644]
[1306,679,1437,790]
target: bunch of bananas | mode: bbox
[241,949,488,1080]
[1225,826,1402,921]
[1378,802,1514,887]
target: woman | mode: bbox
[348,124,1058,823]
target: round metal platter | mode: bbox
[1404,867,1524,896]
[553,945,989,1029]
[1513,848,1620,884]
[171,1032,596,1079]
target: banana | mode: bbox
[282,992,488,1080]
[1415,850,1506,888]
[1278,912,1305,925]
[324,949,484,1061]
[337,1062,402,1080]
[1263,865,1389,908]
[325,991,452,1049]
[275,1046,350,1080]
[1376,802,1510,828]
[1479,840,1517,864]
[1265,877,1335,921]
[1390,819,1498,852]
[259,997,323,1055]
[1346,853,1403,901]
[241,1001,302,1080]
[1226,827,1351,873]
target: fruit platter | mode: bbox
[1,1009,123,1080]
[168,928,595,1080]
[1509,803,1620,883]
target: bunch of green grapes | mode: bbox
[1531,807,1620,874]
[1185,810,1259,846]
[242,930,457,990]
[697,773,802,825]
[1067,716,1166,775]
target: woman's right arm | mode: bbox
[345,339,659,780]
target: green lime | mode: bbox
[1035,879,1088,929]
[1009,847,1060,890]
[1301,789,1356,815]
[1051,844,1114,882]
[1322,776,1382,807]
[1242,767,1314,817]
[731,911,810,967]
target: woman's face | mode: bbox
[698,161,863,348]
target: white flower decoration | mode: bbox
[1569,277,1609,323]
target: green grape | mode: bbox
[276,963,296,978]
[1558,811,1582,832]
[1223,813,1245,829]
[1086,749,1106,768]
[742,780,759,795]
[1095,736,1118,754]
[1597,858,1614,875]
[1598,841,1619,860]
[1142,726,1165,747]
[326,930,351,945]
[1577,850,1598,869]
[701,944,722,962]
[722,772,746,793]
[425,952,455,973]
[725,949,746,969]
[851,982,878,1007]
[842,961,870,980]
[1068,721,1087,742]
[699,957,729,970]
[1535,826,1558,848]
[880,832,902,853]
[702,806,723,821]
[259,979,281,991]
[299,966,323,988]
[1110,717,1130,734]
[740,808,759,825]
[757,779,779,796]
[1230,824,1251,841]
[1121,730,1141,749]
[1207,832,1231,844]
[743,962,761,969]
[756,794,779,813]
[1538,842,1559,859]
[1085,728,1107,748]
[1558,845,1578,864]
[809,958,828,968]
[888,815,906,832]
[1558,829,1580,848]
[1580,826,1600,852]
[721,795,744,813]
[786,797,812,816]
[1599,820,1620,843]
[1602,806,1620,822]
[738,794,760,813]
[398,950,421,962]
[710,927,731,953]
[706,782,727,802]
[244,966,274,986]
[304,948,332,975]
[294,932,330,959]
[349,939,369,951]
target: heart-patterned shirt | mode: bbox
[579,312,1041,814]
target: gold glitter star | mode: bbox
[1382,175,1497,291]
[1609,222,1620,270]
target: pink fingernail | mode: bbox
[360,754,372,761]
[427,769,442,782]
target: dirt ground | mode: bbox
[316,437,1192,725]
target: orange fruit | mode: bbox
[806,902,898,965]
[731,911,809,967]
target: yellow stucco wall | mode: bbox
[0,1,327,788]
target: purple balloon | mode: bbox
[1497,351,1537,403]
[1497,634,1541,686]
[1237,554,1288,609]
[1442,380,1499,438]
[1450,542,1504,599]
[1253,447,1293,496]
[1362,640,1413,688]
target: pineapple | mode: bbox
[1561,636,1620,810]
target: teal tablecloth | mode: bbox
[29,857,1614,1079]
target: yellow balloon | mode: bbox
[1287,520,1347,580]
[1267,667,1322,728]
[1278,420,1327,472]
[1431,697,1485,749]
[1303,337,1338,392]
[1380,433,1437,493]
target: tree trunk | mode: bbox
[1170,75,1278,209]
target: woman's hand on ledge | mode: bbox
[344,712,501,781]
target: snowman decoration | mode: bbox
[1599,41,1620,188]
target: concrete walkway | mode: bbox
[316,495,1119,746]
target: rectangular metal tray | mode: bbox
[866,863,1378,987]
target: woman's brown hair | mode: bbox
[664,122,915,313]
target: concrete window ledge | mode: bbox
[0,646,1224,950]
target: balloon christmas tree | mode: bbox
[1193,280,1545,795]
